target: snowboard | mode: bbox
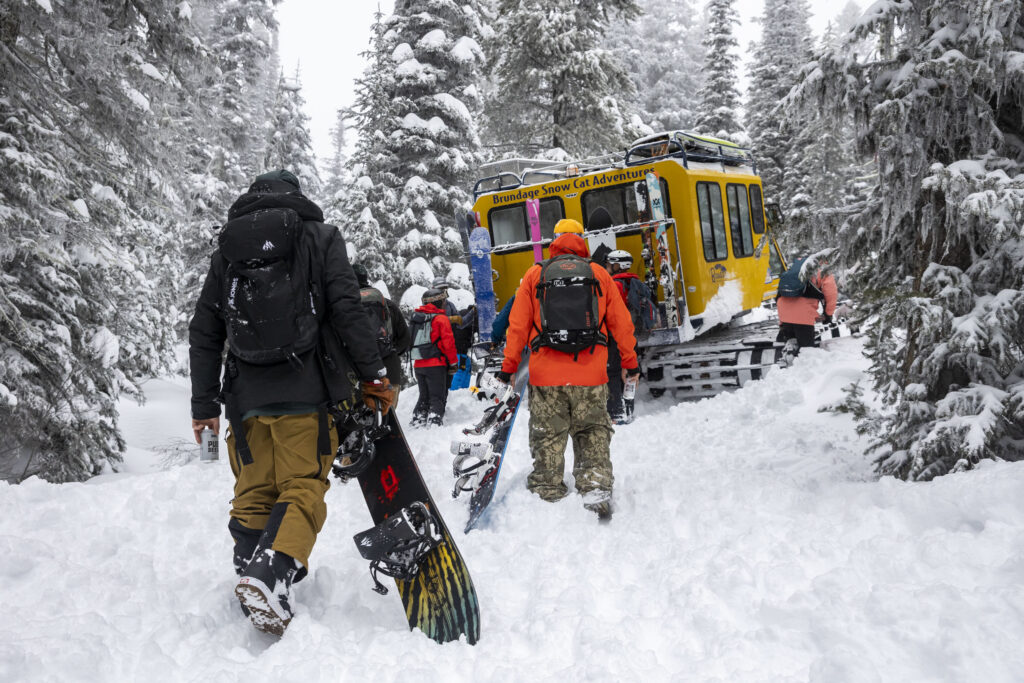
[451,356,529,533]
[526,198,543,263]
[356,411,481,644]
[468,224,496,343]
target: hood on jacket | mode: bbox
[415,303,446,315]
[227,191,325,223]
[613,272,641,281]
[549,233,589,258]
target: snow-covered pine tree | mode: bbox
[0,0,207,481]
[745,0,813,202]
[791,0,1024,479]
[343,8,405,290]
[487,0,641,157]
[693,0,743,141]
[264,71,322,197]
[611,0,705,132]
[362,1,489,296]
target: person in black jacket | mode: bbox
[188,170,395,636]
[352,263,411,394]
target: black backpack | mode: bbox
[777,258,824,300]
[409,311,442,361]
[532,254,607,356]
[360,287,394,355]
[218,208,320,365]
[621,277,657,334]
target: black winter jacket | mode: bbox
[189,191,386,419]
[382,297,411,385]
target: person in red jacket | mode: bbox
[409,289,458,427]
[497,223,639,519]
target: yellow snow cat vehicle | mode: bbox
[468,131,793,398]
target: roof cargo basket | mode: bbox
[625,131,757,174]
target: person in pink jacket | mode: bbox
[776,266,838,352]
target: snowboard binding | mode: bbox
[464,380,519,436]
[450,441,496,498]
[353,501,443,595]
[332,402,391,481]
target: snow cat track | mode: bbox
[643,319,784,399]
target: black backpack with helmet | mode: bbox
[359,287,395,356]
[532,254,607,357]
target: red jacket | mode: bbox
[777,271,838,326]
[612,272,641,302]
[502,234,638,386]
[412,304,458,368]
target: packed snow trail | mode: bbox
[3,337,1024,681]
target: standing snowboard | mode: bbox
[468,223,496,343]
[355,411,480,644]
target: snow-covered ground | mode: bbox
[3,337,1024,681]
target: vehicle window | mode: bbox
[489,199,564,246]
[697,182,727,261]
[749,184,765,234]
[538,198,564,240]
[489,205,528,246]
[582,179,670,229]
[726,184,754,257]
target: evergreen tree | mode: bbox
[264,71,322,197]
[343,8,405,289]
[487,0,641,156]
[745,0,813,200]
[348,1,489,295]
[0,0,208,481]
[693,0,743,141]
[611,0,705,131]
[792,0,1024,479]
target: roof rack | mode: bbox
[625,131,757,174]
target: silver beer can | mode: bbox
[200,428,219,462]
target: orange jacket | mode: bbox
[777,271,838,326]
[502,234,638,386]
[412,304,458,368]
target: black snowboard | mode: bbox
[356,411,481,645]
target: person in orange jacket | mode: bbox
[409,289,459,426]
[497,221,639,519]
[776,263,838,354]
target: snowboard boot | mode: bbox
[582,490,613,522]
[427,413,444,427]
[235,548,301,636]
[410,411,428,428]
[229,519,262,617]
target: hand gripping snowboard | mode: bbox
[354,411,480,644]
[451,357,530,533]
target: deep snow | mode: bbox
[3,337,1024,682]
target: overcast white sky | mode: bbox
[277,0,850,171]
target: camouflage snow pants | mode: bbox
[527,384,614,502]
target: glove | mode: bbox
[822,314,833,324]
[447,364,458,376]
[495,370,512,384]
[449,315,463,326]
[622,367,641,384]
[458,356,468,371]
[361,377,396,415]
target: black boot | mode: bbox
[235,548,301,636]
[229,519,261,617]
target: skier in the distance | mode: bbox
[776,255,838,355]
[496,222,639,519]
[352,263,411,399]
[189,170,396,636]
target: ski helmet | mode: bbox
[422,288,445,304]
[607,250,633,267]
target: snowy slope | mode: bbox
[3,338,1024,682]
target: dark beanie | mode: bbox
[248,169,302,195]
